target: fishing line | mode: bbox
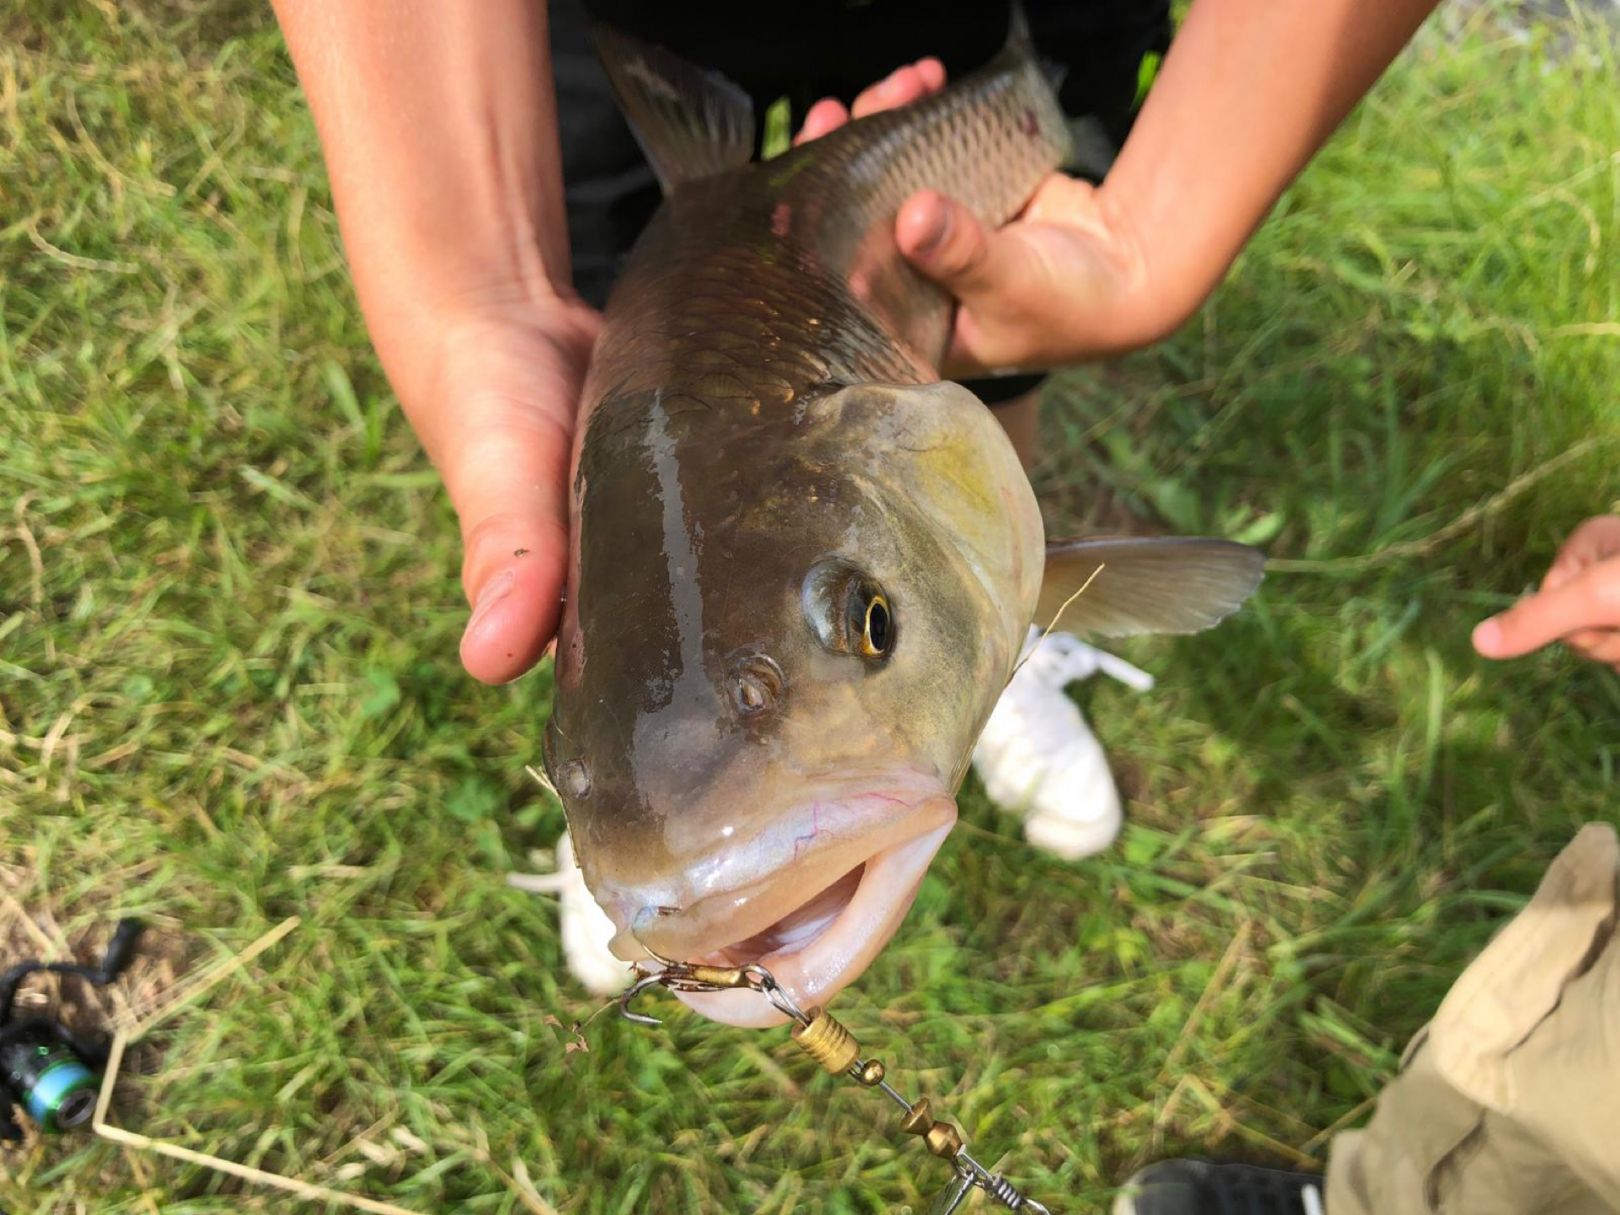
[1009,560,1105,682]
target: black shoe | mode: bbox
[1112,1159,1327,1215]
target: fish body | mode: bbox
[543,25,1264,1025]
[581,32,1070,403]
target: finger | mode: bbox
[1472,557,1620,659]
[794,98,849,145]
[1542,515,1620,592]
[851,58,946,119]
[1566,628,1620,666]
[441,405,573,685]
[412,325,580,686]
[797,58,947,146]
[896,190,999,292]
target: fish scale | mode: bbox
[582,36,1071,413]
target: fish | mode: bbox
[540,16,1265,1027]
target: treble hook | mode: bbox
[617,970,672,1026]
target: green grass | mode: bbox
[2,3,1617,1212]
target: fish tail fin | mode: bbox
[989,2,1075,171]
[1001,0,1063,86]
[590,25,756,193]
[1006,0,1034,54]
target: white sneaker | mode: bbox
[509,831,627,996]
[971,628,1153,861]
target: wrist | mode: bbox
[1086,176,1215,355]
[334,126,577,407]
[360,263,595,418]
[274,1,576,398]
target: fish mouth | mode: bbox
[605,777,956,1027]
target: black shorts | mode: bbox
[551,0,1171,403]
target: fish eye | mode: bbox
[857,593,892,658]
[804,559,894,661]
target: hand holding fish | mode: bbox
[891,176,1147,376]
[801,0,1444,376]
[430,301,600,685]
[1474,516,1620,671]
[270,0,600,686]
[793,58,1147,376]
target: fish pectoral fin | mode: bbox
[590,25,756,193]
[1036,536,1266,637]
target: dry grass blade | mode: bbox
[91,918,427,1215]
[1010,561,1106,680]
[1268,436,1610,573]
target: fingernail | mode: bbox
[1472,618,1501,655]
[466,569,515,636]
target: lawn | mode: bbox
[1,2,1617,1212]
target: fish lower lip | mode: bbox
[673,816,955,1028]
[619,782,956,965]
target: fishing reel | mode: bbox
[0,918,143,1140]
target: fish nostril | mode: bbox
[730,653,785,718]
[560,758,592,800]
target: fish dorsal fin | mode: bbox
[590,26,756,193]
[1036,537,1266,637]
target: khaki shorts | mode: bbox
[1328,823,1620,1215]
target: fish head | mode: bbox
[544,380,1043,1024]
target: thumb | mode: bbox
[896,190,1008,301]
[415,313,591,686]
[895,189,1057,374]
[1473,558,1620,660]
[369,298,595,685]
[443,407,572,685]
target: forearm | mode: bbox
[270,0,575,404]
[1100,0,1441,344]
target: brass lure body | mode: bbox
[616,959,1052,1213]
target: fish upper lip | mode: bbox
[604,770,954,965]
